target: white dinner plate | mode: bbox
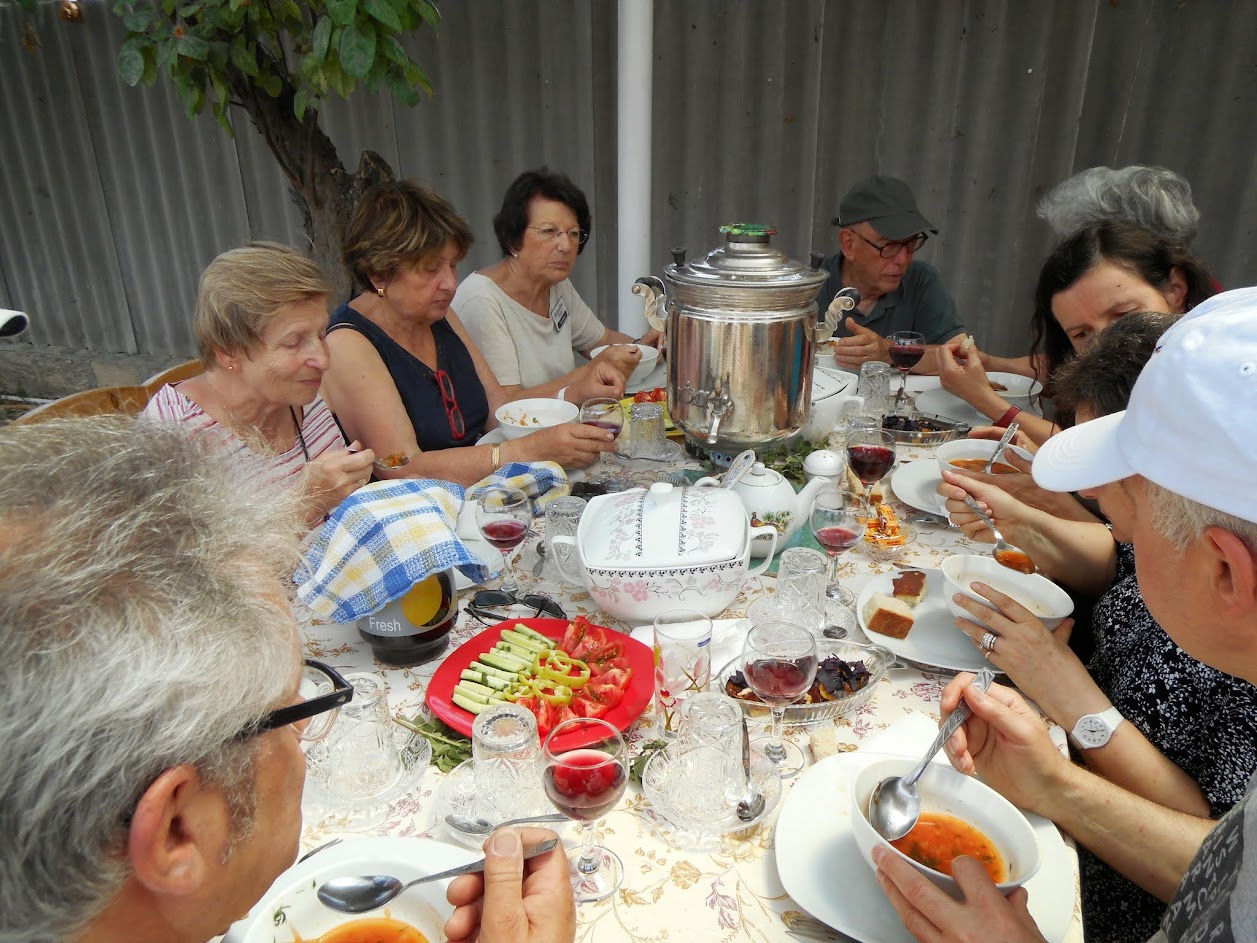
[222,836,475,943]
[776,752,1074,943]
[914,372,1043,426]
[890,459,949,517]
[856,569,1000,674]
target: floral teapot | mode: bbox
[695,461,833,558]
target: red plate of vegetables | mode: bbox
[426,616,655,752]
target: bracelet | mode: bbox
[490,444,501,470]
[556,386,568,402]
[994,405,1022,428]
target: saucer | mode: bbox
[302,720,431,807]
[641,742,781,837]
[434,758,557,850]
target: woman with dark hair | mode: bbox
[320,181,622,486]
[454,167,661,394]
[939,220,1215,445]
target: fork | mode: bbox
[784,914,851,941]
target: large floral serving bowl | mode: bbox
[551,482,776,624]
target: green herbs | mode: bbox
[758,438,822,486]
[630,738,669,785]
[403,714,473,773]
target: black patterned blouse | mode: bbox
[1078,542,1257,943]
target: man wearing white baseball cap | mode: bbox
[873,287,1257,942]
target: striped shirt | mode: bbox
[143,383,345,492]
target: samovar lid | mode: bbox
[667,224,828,293]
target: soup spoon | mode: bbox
[446,811,567,835]
[961,495,1037,575]
[981,422,1019,474]
[867,669,995,841]
[316,838,560,914]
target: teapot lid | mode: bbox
[576,483,748,569]
[665,224,828,303]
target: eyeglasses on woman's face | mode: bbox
[528,225,589,246]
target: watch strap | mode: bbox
[1069,706,1124,749]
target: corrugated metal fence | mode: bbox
[1,0,1253,363]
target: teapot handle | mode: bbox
[631,277,667,334]
[745,526,778,577]
[816,287,861,343]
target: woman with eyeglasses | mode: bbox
[454,167,662,392]
[323,181,622,486]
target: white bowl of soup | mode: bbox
[850,755,1041,898]
[941,555,1074,630]
[495,398,579,440]
[589,343,659,387]
[935,438,1034,479]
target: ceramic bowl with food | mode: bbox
[494,398,579,440]
[985,371,1043,411]
[589,343,660,387]
[940,555,1074,630]
[717,638,893,727]
[849,755,1041,898]
[935,438,1034,479]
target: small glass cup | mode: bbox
[320,673,404,802]
[774,547,829,634]
[628,401,668,458]
[473,703,546,823]
[543,496,586,586]
[653,609,714,738]
[857,361,893,419]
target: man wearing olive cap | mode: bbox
[816,174,965,372]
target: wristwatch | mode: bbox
[1069,707,1124,749]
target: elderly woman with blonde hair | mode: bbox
[144,242,375,527]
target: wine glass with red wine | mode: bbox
[579,397,626,484]
[887,330,925,409]
[475,485,532,596]
[809,488,866,608]
[543,717,629,902]
[846,428,897,510]
[741,622,819,777]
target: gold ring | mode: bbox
[356,477,369,487]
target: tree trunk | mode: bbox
[229,75,395,302]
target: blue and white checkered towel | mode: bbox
[296,461,567,623]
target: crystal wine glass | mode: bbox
[887,330,925,410]
[543,717,629,903]
[579,397,626,485]
[476,485,532,596]
[846,428,896,511]
[809,488,866,609]
[740,622,818,778]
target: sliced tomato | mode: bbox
[584,638,628,673]
[553,704,579,727]
[633,390,655,404]
[595,667,633,694]
[560,616,597,656]
[570,694,611,719]
[568,627,609,662]
[580,679,625,710]
[533,699,558,738]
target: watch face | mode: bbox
[1076,716,1110,747]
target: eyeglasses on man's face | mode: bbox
[528,225,589,246]
[467,590,567,624]
[853,229,928,259]
[234,659,353,743]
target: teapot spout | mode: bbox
[631,276,667,333]
[796,473,837,518]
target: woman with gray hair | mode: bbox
[144,242,375,527]
[1037,164,1200,244]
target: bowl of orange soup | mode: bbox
[224,837,474,943]
[849,755,1041,898]
[935,438,1034,480]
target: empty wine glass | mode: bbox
[887,330,925,409]
[809,488,866,609]
[543,717,629,903]
[846,428,896,511]
[579,397,626,485]
[476,485,532,595]
[740,622,818,777]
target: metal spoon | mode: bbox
[735,717,766,822]
[867,669,995,840]
[532,539,547,576]
[981,422,1019,474]
[961,494,1038,575]
[316,838,560,914]
[446,811,567,835]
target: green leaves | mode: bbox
[404,714,472,774]
[363,0,402,32]
[338,21,376,78]
[326,0,358,28]
[118,45,146,85]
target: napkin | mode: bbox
[629,618,750,674]
[296,461,568,623]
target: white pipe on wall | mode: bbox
[616,0,653,336]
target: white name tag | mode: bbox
[552,299,569,333]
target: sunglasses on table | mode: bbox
[467,590,567,624]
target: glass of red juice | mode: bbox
[475,485,532,595]
[543,717,629,902]
[579,396,626,485]
[740,622,818,777]
[809,487,866,608]
[846,428,896,510]
[887,330,925,409]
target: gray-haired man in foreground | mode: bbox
[875,287,1257,942]
[0,416,573,943]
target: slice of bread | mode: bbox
[891,569,928,607]
[862,592,915,639]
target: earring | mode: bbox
[376,285,386,297]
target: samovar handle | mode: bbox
[631,276,667,334]
[817,287,861,343]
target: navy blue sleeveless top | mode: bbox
[328,303,490,451]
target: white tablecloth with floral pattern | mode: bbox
[295,439,1084,943]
